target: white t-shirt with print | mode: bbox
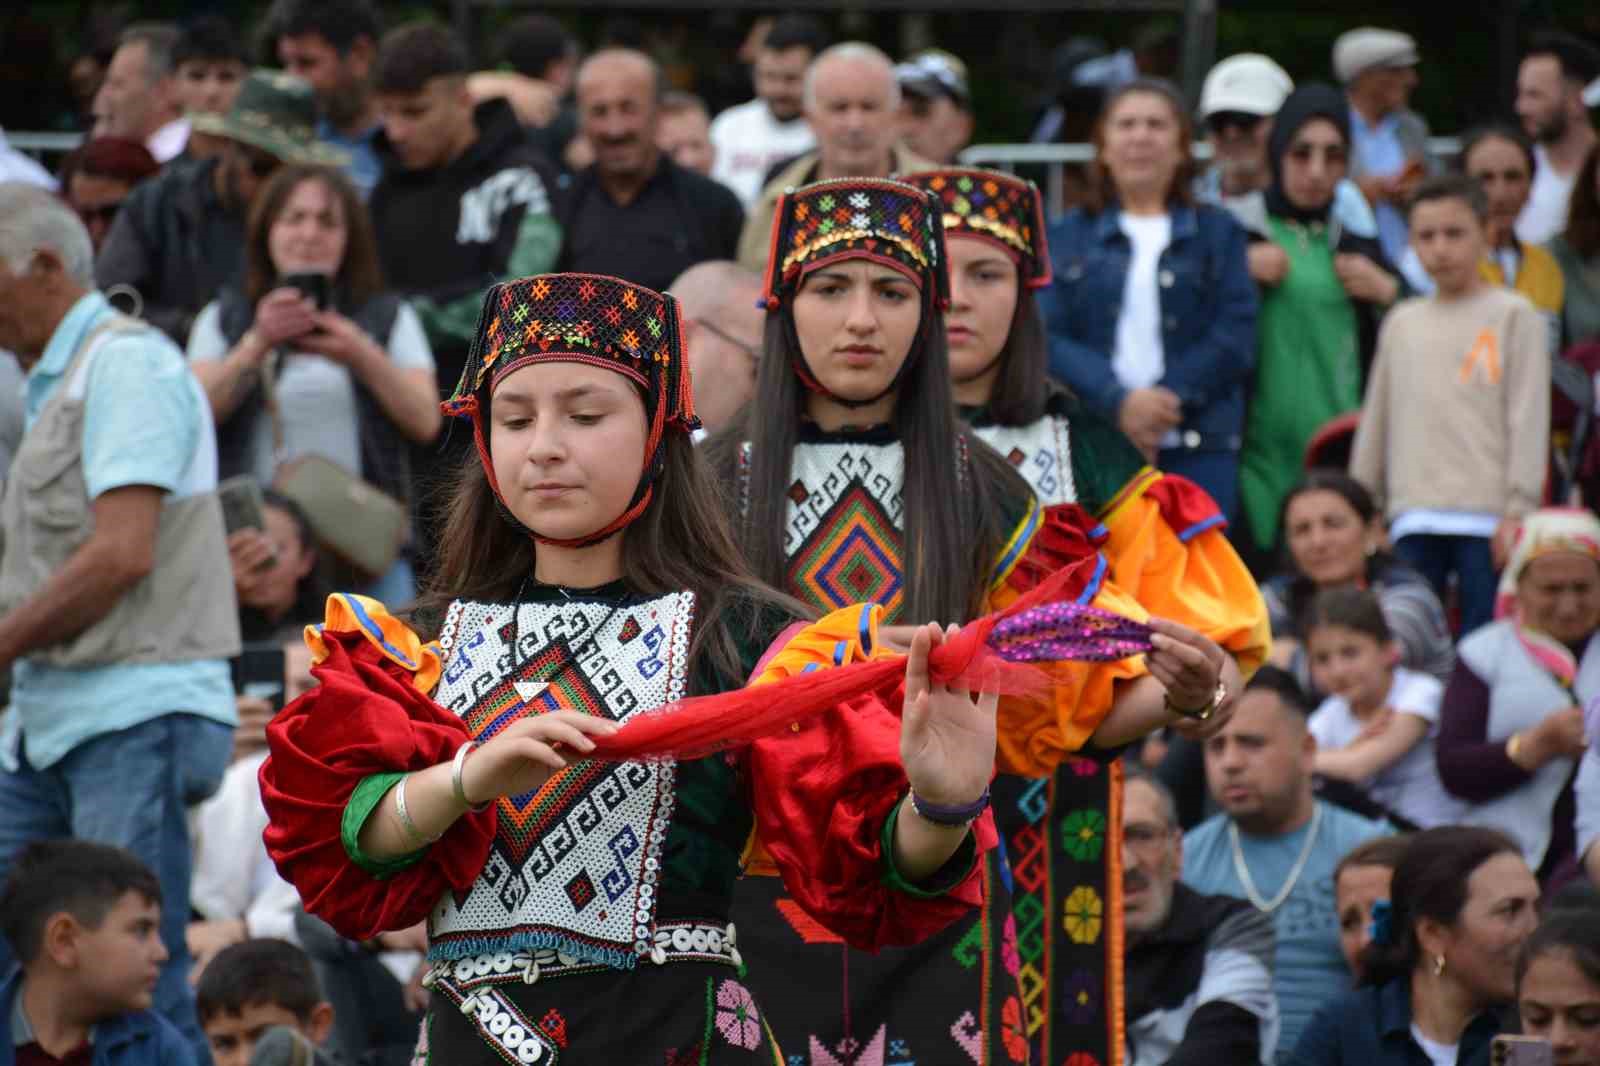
[1309,667,1468,829]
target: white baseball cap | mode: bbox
[1200,54,1294,119]
[1333,28,1420,84]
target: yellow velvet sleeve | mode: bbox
[304,593,445,696]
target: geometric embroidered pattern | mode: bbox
[783,441,907,622]
[973,415,1077,507]
[427,592,695,970]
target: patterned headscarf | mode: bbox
[761,177,950,311]
[1495,507,1600,693]
[443,273,700,548]
[903,167,1052,288]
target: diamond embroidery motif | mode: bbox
[564,870,598,912]
[618,616,643,644]
[788,484,904,621]
[787,479,810,505]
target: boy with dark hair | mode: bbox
[195,940,334,1066]
[0,840,195,1066]
[264,0,384,193]
[368,21,562,572]
[174,16,249,161]
[1351,174,1550,637]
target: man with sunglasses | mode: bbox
[95,71,344,345]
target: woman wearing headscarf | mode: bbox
[1437,508,1600,887]
[1230,83,1400,558]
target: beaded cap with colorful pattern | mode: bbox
[440,273,698,549]
[762,177,950,309]
[442,273,697,432]
[904,167,1052,288]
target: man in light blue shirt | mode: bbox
[0,183,239,1061]
[1335,28,1432,275]
[1182,666,1390,1062]
[268,0,384,196]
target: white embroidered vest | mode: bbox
[972,414,1077,507]
[426,592,696,969]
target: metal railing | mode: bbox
[958,137,1464,218]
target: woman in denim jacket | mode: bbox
[1039,77,1258,521]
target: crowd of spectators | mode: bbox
[3,4,1600,1065]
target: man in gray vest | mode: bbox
[0,183,241,1059]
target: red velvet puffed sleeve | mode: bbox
[743,604,995,953]
[259,595,498,941]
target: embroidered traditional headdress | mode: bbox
[442,273,700,547]
[903,167,1052,288]
[761,177,950,310]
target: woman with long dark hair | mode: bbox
[903,163,1271,1063]
[258,272,1037,1062]
[1291,827,1539,1066]
[1517,906,1600,1065]
[707,176,1231,1064]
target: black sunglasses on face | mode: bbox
[1208,111,1263,136]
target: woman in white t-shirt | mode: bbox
[1304,585,1468,829]
[1039,77,1256,521]
[188,165,440,604]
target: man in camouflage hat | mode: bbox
[96,70,345,344]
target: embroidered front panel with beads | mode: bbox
[427,592,695,969]
[973,415,1077,507]
[780,440,907,621]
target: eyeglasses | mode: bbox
[695,318,762,362]
[75,201,125,226]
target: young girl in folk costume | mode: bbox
[705,177,1232,1065]
[899,166,1271,1064]
[258,272,1024,1063]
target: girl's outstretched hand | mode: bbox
[899,623,998,808]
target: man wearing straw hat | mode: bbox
[96,70,345,346]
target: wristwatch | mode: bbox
[1166,679,1228,722]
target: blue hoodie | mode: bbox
[0,968,197,1066]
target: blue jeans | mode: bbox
[1393,533,1498,637]
[0,713,233,1062]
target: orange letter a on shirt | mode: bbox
[1459,328,1502,385]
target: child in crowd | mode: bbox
[1349,173,1550,637]
[0,840,195,1066]
[195,939,335,1066]
[1305,586,1466,829]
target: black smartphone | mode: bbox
[282,271,331,310]
[232,642,288,713]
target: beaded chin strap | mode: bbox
[441,273,701,549]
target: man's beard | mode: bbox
[322,81,369,131]
[1533,108,1569,145]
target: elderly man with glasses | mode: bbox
[668,260,765,434]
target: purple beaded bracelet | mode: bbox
[909,787,991,827]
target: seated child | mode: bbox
[1305,586,1467,829]
[195,939,334,1066]
[0,840,196,1066]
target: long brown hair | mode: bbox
[1084,77,1198,215]
[705,293,1031,625]
[243,164,384,307]
[415,429,805,688]
[1565,143,1600,260]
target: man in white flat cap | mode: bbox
[1335,27,1430,271]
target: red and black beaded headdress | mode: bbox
[761,176,951,310]
[903,167,1052,288]
[442,273,700,548]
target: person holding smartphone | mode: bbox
[188,164,441,605]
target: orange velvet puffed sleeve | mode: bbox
[983,499,1150,776]
[743,604,994,953]
[1098,468,1271,674]
[260,595,497,942]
